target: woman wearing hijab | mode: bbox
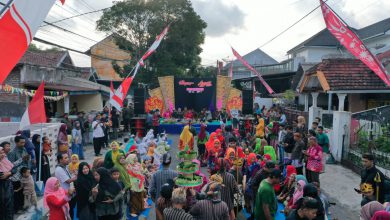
[360,201,385,220]
[0,146,15,220]
[263,145,277,162]
[76,162,96,220]
[104,141,125,169]
[126,154,146,216]
[90,167,123,220]
[44,177,74,220]
[197,124,208,165]
[255,115,265,138]
[224,148,236,170]
[192,159,208,192]
[304,137,323,183]
[371,210,390,220]
[295,175,308,184]
[260,154,272,168]
[178,125,194,151]
[57,124,69,155]
[114,154,131,190]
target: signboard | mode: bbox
[174,78,216,111]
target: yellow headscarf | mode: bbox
[180,125,193,145]
[111,141,121,166]
[68,154,79,173]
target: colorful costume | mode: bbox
[179,126,194,151]
[126,154,146,215]
[255,118,265,138]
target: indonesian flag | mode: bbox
[109,77,133,111]
[138,25,169,66]
[229,62,234,78]
[231,47,274,94]
[20,81,46,130]
[0,0,65,84]
[319,0,390,86]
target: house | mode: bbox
[298,58,390,113]
[287,17,390,63]
[87,34,131,82]
[0,50,110,121]
[226,48,279,79]
[289,17,390,110]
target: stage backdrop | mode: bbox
[174,78,216,112]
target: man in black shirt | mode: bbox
[283,126,295,159]
[358,153,385,206]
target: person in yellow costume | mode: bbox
[255,114,265,138]
[179,125,194,151]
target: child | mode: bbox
[126,154,147,217]
[20,167,37,210]
[68,154,80,176]
[111,167,126,219]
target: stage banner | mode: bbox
[174,77,216,111]
[149,87,163,103]
[229,88,242,100]
[216,76,232,111]
[145,96,164,113]
[158,76,175,110]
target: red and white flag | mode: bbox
[319,0,390,86]
[0,0,65,84]
[231,47,274,94]
[109,77,133,111]
[229,62,234,78]
[20,81,46,130]
[139,25,170,66]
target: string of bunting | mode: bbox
[0,84,68,101]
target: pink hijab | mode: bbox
[292,180,306,205]
[192,159,207,192]
[0,147,13,172]
[44,177,70,214]
[371,211,390,220]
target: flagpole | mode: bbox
[0,0,14,17]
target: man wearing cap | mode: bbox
[254,169,281,220]
[149,153,178,203]
[357,153,385,206]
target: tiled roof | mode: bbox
[306,59,389,91]
[18,51,69,68]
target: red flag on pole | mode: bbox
[319,0,390,86]
[110,77,133,111]
[231,47,274,94]
[20,81,46,129]
[0,0,64,84]
[139,25,170,66]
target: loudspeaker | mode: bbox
[134,88,147,115]
[242,90,253,115]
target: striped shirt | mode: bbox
[220,172,239,211]
[149,168,178,200]
[163,207,194,220]
[189,199,229,220]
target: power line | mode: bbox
[41,7,108,26]
[33,37,130,62]
[258,0,329,49]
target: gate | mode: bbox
[345,106,390,176]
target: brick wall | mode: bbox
[0,66,27,117]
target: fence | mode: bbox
[283,107,308,126]
[344,106,390,176]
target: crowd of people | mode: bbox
[0,104,389,220]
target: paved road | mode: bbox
[16,134,359,220]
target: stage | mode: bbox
[159,121,231,134]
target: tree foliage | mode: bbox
[97,0,207,87]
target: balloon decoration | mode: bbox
[145,96,164,113]
[226,96,243,112]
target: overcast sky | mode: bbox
[35,0,390,67]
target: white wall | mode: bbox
[0,123,62,175]
[254,97,273,109]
